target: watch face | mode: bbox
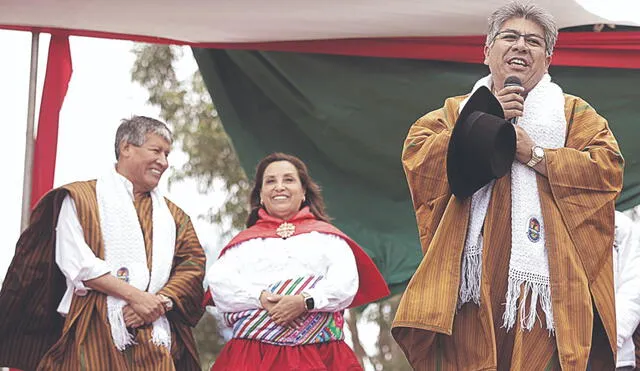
[305,297,315,310]
[534,147,544,158]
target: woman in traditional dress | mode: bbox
[204,152,389,371]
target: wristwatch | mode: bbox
[301,292,315,311]
[526,145,545,167]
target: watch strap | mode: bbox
[526,157,541,167]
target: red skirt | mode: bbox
[210,339,363,371]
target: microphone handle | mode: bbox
[504,78,522,125]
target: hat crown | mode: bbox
[446,87,516,199]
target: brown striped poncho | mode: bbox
[392,94,624,371]
[0,180,206,370]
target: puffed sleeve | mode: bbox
[305,233,358,312]
[206,239,268,312]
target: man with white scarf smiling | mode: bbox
[392,2,624,370]
[0,116,206,370]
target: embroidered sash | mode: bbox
[225,275,345,345]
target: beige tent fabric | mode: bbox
[0,0,637,43]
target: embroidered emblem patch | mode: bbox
[527,217,541,243]
[116,267,130,283]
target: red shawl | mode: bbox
[203,207,389,308]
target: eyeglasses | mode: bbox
[493,30,545,49]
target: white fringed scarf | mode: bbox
[457,74,566,332]
[97,167,176,351]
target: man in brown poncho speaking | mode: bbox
[392,2,624,370]
[0,116,206,370]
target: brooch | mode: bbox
[276,222,295,239]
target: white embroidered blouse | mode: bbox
[206,231,359,313]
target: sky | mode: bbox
[0,31,223,283]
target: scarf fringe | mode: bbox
[459,180,493,307]
[108,299,136,351]
[502,278,554,333]
[152,316,172,348]
[458,248,482,307]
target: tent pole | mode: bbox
[20,31,40,232]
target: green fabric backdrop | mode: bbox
[192,48,640,289]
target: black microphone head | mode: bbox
[504,76,522,88]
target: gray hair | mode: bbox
[486,1,558,56]
[114,116,173,160]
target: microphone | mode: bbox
[504,76,522,125]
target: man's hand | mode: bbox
[127,291,166,323]
[268,294,306,327]
[513,125,535,164]
[84,273,167,323]
[123,305,145,328]
[157,294,174,312]
[513,125,548,176]
[260,291,281,312]
[495,85,525,121]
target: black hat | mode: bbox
[446,86,516,199]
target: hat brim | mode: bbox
[447,86,514,199]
